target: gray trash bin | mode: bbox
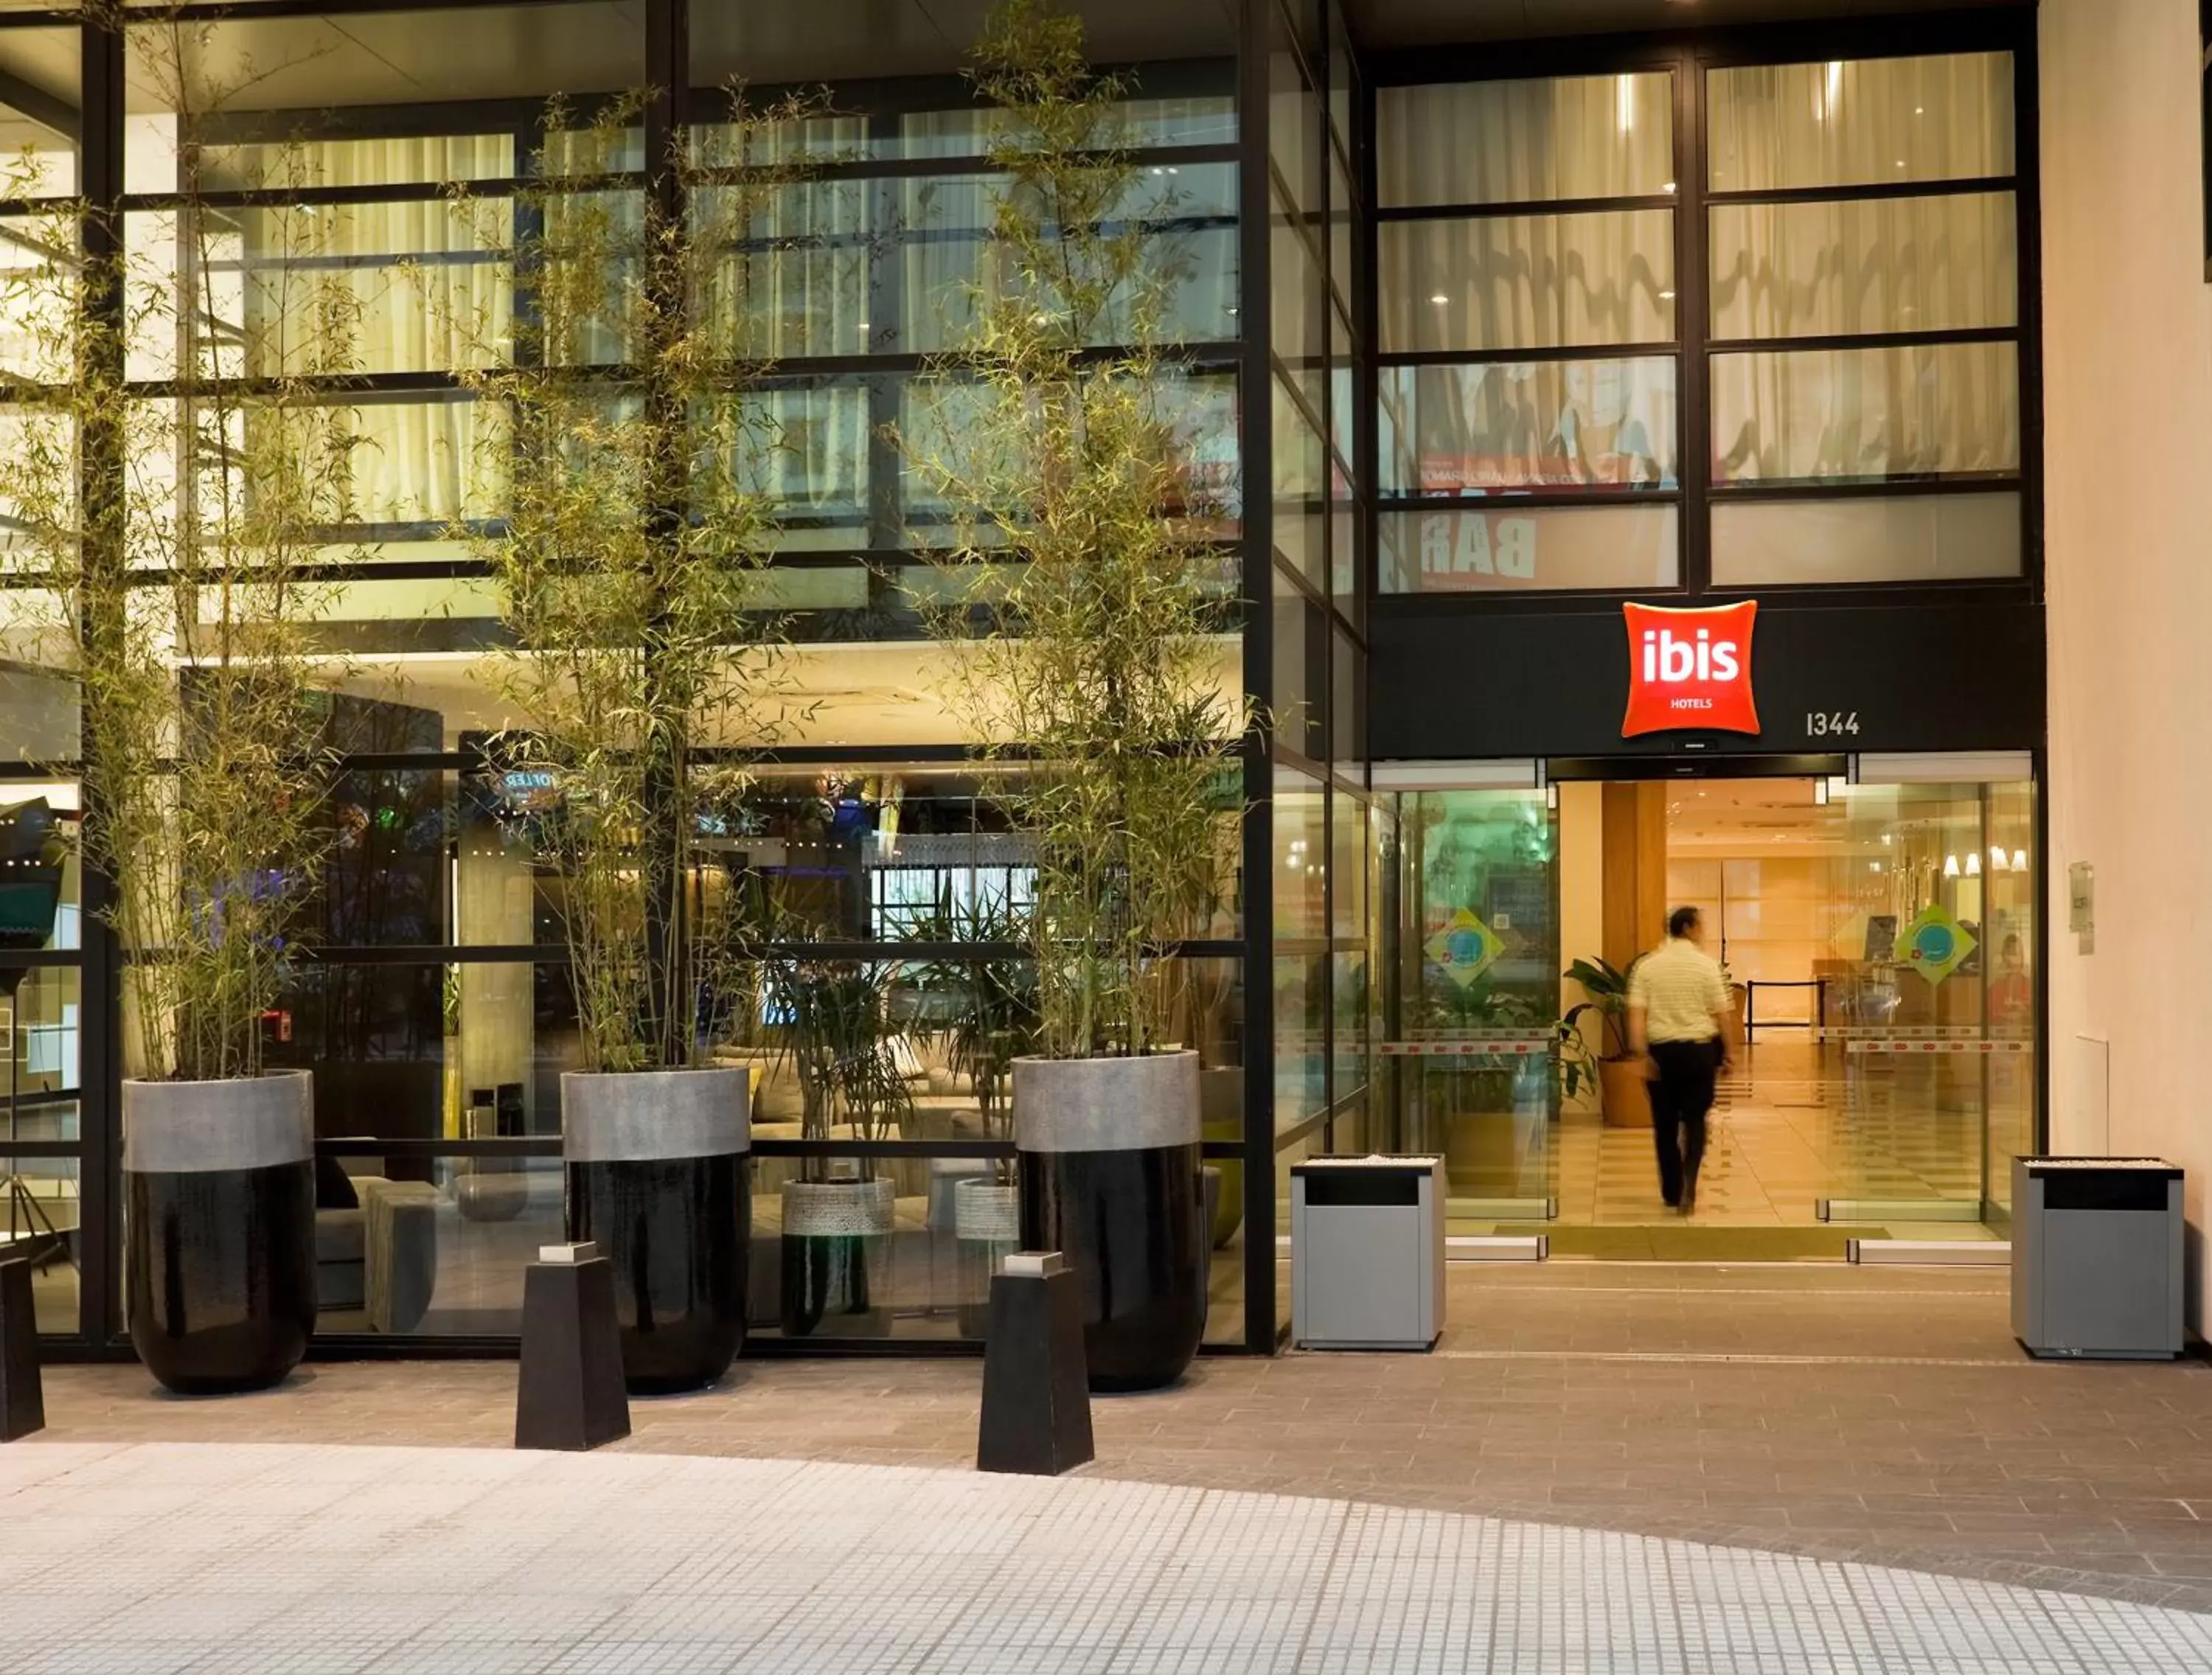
[1291,1156,1444,1351]
[2011,1157,2184,1360]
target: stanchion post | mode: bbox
[515,1242,630,1452]
[977,1250,1092,1477]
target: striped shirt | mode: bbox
[1627,938,1728,1045]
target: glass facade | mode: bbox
[0,0,1271,1354]
[0,4,2043,1357]
[1377,43,2028,594]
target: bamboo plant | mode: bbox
[0,13,369,1083]
[445,94,834,1075]
[901,0,1241,1063]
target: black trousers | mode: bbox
[1649,1039,1720,1208]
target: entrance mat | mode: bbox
[1491,1225,1881,1261]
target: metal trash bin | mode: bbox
[2011,1157,2184,1360]
[1291,1155,1444,1350]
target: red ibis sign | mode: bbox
[1621,602,1760,738]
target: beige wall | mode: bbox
[2042,0,2212,1323]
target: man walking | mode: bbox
[1627,905,1733,1216]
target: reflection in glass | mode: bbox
[0,1155,77,1334]
[1378,74,1675,207]
[1395,789,1559,1218]
[1711,341,2019,484]
[314,1151,563,1336]
[1711,192,2017,341]
[1708,52,2014,193]
[1380,212,1675,354]
[1378,504,1679,593]
[1380,359,1678,495]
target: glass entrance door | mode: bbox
[1379,759,2039,1250]
[1388,783,1560,1222]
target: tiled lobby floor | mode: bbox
[33,1263,2212,1615]
[1449,1040,2028,1235]
[1,1440,2205,1674]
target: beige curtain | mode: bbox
[1711,342,2019,484]
[1708,52,2013,193]
[1711,192,2017,340]
[1380,211,1675,355]
[1377,73,1674,208]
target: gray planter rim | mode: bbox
[561,1066,751,1163]
[122,1070,314,1174]
[1011,1048,1200,1152]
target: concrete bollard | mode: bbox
[0,1257,41,1441]
[977,1250,1093,1476]
[514,1242,630,1452]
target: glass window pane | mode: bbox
[1377,74,1675,207]
[1711,192,2017,340]
[1270,18,1323,216]
[7,965,80,1133]
[1708,52,2014,193]
[1380,212,1676,353]
[1378,504,1680,593]
[0,1153,78,1333]
[1272,189,1327,377]
[894,97,1236,159]
[0,29,79,200]
[1380,358,1678,495]
[1274,566,1326,760]
[1709,491,2020,584]
[1712,342,2019,484]
[899,166,1240,355]
[0,784,76,947]
[311,1149,563,1337]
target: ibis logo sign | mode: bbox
[1621,602,1761,738]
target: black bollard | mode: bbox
[977,1250,1093,1476]
[0,1257,41,1441]
[515,1243,630,1452]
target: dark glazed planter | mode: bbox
[125,1071,317,1395]
[1014,1050,1205,1392]
[563,1068,750,1395]
[780,1177,894,1338]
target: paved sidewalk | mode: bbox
[32,1264,2212,1614]
[3,1441,2207,1674]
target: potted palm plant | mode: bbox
[775,953,913,1337]
[449,95,823,1392]
[0,51,368,1393]
[1561,956,1651,1128]
[901,0,1238,1390]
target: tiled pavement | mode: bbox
[31,1263,2212,1620]
[4,1441,2211,1674]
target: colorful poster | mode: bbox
[1425,908,1505,989]
[1899,904,1976,987]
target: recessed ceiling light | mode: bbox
[1658,289,1676,301]
[1429,293,1449,305]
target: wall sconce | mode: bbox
[1944,854,1961,878]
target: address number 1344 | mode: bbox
[1805,711,1860,737]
